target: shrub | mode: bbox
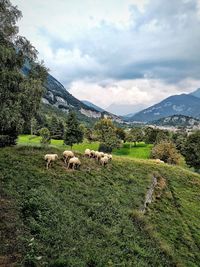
[99,143,112,153]
[151,140,181,164]
[0,135,17,147]
[39,128,51,145]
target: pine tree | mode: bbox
[64,112,83,148]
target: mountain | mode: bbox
[22,65,123,124]
[127,93,200,122]
[106,103,145,116]
[150,115,200,128]
[190,88,200,98]
[82,100,105,112]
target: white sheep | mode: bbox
[84,148,91,157]
[107,154,112,161]
[44,154,58,169]
[100,156,109,166]
[104,153,112,161]
[90,150,96,158]
[67,157,81,170]
[154,159,165,164]
[95,151,104,161]
[63,150,74,164]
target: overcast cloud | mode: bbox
[12,0,200,115]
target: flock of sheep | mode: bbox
[44,149,112,170]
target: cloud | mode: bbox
[69,78,200,114]
[12,0,200,114]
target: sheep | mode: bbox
[63,150,74,164]
[154,159,165,164]
[90,150,96,158]
[44,154,58,169]
[67,157,81,170]
[106,154,112,161]
[99,156,109,166]
[95,151,104,161]
[84,148,91,158]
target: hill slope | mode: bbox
[150,114,200,127]
[0,146,200,266]
[82,100,105,112]
[22,65,122,124]
[128,94,200,122]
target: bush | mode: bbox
[99,143,112,153]
[151,140,181,164]
[0,135,17,147]
[39,128,51,145]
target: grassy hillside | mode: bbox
[0,146,200,266]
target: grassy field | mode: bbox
[113,142,153,159]
[1,146,200,266]
[18,135,152,159]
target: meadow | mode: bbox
[1,146,200,266]
[18,135,153,159]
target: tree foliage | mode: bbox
[116,127,126,142]
[39,127,51,145]
[151,140,181,164]
[127,128,144,147]
[183,131,200,169]
[64,112,84,147]
[95,118,120,152]
[0,0,48,146]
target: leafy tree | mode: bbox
[144,127,160,144]
[39,127,51,145]
[30,117,37,136]
[127,128,144,147]
[85,128,93,143]
[183,131,200,169]
[172,132,187,154]
[151,140,181,164]
[0,0,47,146]
[49,115,64,140]
[64,111,84,148]
[155,130,170,144]
[95,118,120,152]
[116,127,126,142]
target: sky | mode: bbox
[12,0,200,115]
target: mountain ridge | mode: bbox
[22,65,123,123]
[149,114,200,127]
[126,91,200,122]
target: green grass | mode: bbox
[18,135,152,159]
[113,142,153,159]
[0,146,200,266]
[18,135,99,152]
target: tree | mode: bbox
[95,118,120,152]
[64,112,84,148]
[127,128,144,147]
[183,131,200,170]
[172,132,187,154]
[116,127,126,142]
[49,115,64,140]
[155,130,170,144]
[30,117,37,136]
[0,0,48,146]
[39,127,51,145]
[151,140,181,164]
[144,127,160,144]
